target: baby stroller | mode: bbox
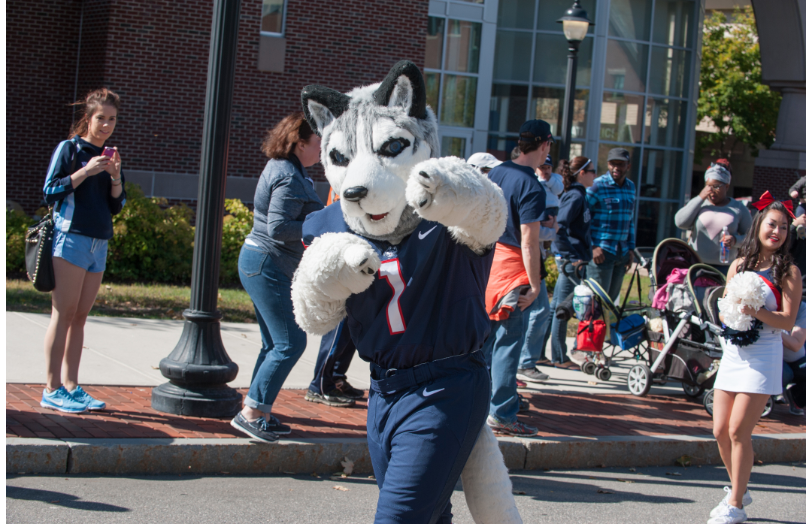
[628,239,726,413]
[555,252,652,381]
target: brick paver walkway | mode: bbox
[6,384,805,440]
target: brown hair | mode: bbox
[517,137,540,155]
[561,156,592,190]
[261,112,314,160]
[736,201,793,288]
[69,88,121,138]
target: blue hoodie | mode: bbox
[43,137,126,240]
[554,182,592,262]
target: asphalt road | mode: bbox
[6,463,805,524]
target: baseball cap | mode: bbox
[542,154,553,167]
[606,147,631,163]
[467,152,503,170]
[519,120,554,144]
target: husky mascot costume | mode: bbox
[292,61,522,524]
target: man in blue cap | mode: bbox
[482,119,552,437]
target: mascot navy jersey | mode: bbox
[302,202,494,370]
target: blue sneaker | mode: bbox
[69,385,107,411]
[41,386,88,413]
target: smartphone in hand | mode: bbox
[102,147,116,158]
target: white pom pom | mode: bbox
[719,272,766,331]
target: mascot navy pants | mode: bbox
[367,351,490,524]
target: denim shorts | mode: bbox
[52,230,109,273]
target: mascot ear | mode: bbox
[301,85,351,136]
[374,60,427,120]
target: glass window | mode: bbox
[608,0,652,41]
[442,136,467,157]
[605,40,649,92]
[426,72,441,115]
[489,84,529,134]
[487,134,519,161]
[600,92,644,143]
[653,0,696,48]
[538,0,597,32]
[531,86,590,139]
[441,75,477,127]
[426,17,446,70]
[636,200,680,247]
[644,98,687,149]
[498,0,535,30]
[445,20,482,73]
[641,149,683,199]
[533,33,593,87]
[597,143,641,184]
[261,0,285,34]
[493,31,533,81]
[455,0,484,3]
[649,46,691,98]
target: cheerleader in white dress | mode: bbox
[708,195,801,524]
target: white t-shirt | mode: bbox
[784,301,806,362]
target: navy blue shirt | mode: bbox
[302,202,494,370]
[486,161,546,248]
[43,137,126,240]
[554,182,592,262]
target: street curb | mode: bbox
[7,434,806,475]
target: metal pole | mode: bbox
[560,41,580,162]
[151,0,243,417]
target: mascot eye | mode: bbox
[329,149,350,167]
[379,138,411,158]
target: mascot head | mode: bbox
[302,61,440,243]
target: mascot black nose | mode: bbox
[343,186,368,202]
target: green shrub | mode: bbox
[106,184,195,283]
[544,254,558,295]
[6,208,36,274]
[221,199,253,286]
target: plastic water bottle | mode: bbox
[719,226,730,264]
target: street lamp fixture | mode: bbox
[557,0,594,161]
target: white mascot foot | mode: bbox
[291,232,381,336]
[461,425,523,524]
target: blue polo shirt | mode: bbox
[486,161,547,248]
[302,202,494,370]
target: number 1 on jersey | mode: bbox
[379,259,406,334]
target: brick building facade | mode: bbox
[6,0,429,213]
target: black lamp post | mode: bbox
[557,1,594,162]
[151,0,243,418]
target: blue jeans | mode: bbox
[547,266,581,363]
[518,280,551,369]
[239,244,307,413]
[586,250,631,306]
[482,295,539,424]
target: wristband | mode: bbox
[111,177,122,186]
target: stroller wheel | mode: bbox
[703,389,715,417]
[582,361,597,375]
[598,367,612,381]
[627,364,652,397]
[682,382,704,398]
[761,396,774,418]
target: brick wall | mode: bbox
[751,165,805,201]
[7,0,429,213]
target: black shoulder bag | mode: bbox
[25,139,78,292]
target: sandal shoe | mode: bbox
[535,359,552,366]
[555,361,580,370]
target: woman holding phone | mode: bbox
[40,88,125,413]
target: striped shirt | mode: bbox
[586,173,636,256]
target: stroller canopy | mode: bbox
[653,238,701,290]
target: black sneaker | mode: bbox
[266,414,292,434]
[230,412,279,443]
[333,377,365,400]
[518,394,530,413]
[516,368,550,383]
[305,388,355,408]
[487,415,539,438]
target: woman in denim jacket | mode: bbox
[230,113,324,442]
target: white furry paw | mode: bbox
[291,232,380,335]
[406,156,477,226]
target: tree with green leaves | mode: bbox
[697,6,781,159]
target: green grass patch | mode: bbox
[6,279,257,323]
